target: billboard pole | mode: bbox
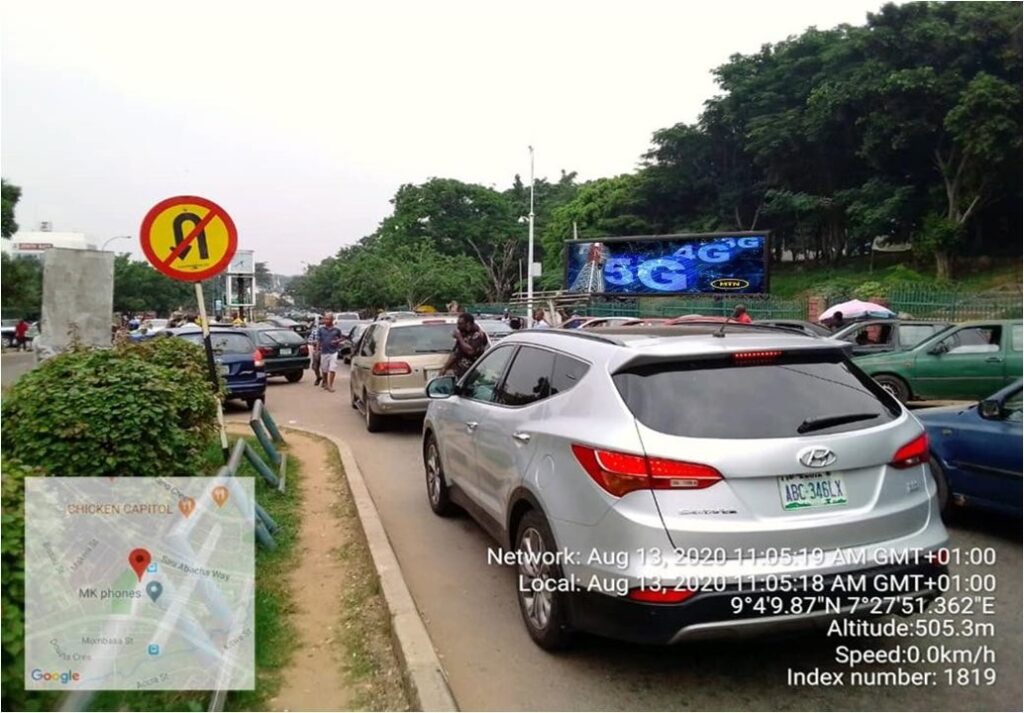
[527,145,535,327]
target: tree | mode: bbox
[0,254,42,318]
[383,179,521,301]
[254,261,274,290]
[2,179,21,239]
[113,256,194,315]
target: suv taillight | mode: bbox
[571,444,722,497]
[253,349,265,368]
[298,344,309,356]
[258,346,273,358]
[372,361,412,376]
[890,433,928,469]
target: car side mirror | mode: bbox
[426,375,456,399]
[928,343,948,356]
[978,399,1003,420]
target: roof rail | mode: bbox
[518,327,626,346]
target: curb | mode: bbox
[279,425,458,712]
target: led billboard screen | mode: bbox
[564,232,768,295]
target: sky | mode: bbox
[2,0,891,275]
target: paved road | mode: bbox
[261,369,1022,711]
[1,352,35,389]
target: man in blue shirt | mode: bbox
[318,313,344,392]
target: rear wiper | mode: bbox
[797,412,879,434]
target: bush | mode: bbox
[1,339,219,477]
[1,460,57,712]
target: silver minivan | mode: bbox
[422,324,948,649]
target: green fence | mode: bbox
[886,285,1022,321]
[465,296,808,321]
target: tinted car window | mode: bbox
[1012,325,1022,352]
[359,325,378,356]
[498,347,556,406]
[613,354,899,439]
[461,346,515,403]
[257,329,304,346]
[941,326,1001,353]
[179,333,253,354]
[551,354,589,395]
[899,325,942,348]
[385,324,454,356]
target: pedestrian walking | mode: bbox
[307,317,322,386]
[442,312,488,378]
[14,318,30,351]
[317,313,344,392]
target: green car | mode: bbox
[854,320,1022,402]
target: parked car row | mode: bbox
[323,312,1021,651]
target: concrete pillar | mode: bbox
[37,248,114,360]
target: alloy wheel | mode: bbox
[518,526,553,631]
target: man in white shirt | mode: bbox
[532,309,551,329]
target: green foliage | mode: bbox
[1,339,219,477]
[1,254,42,319]
[2,179,21,238]
[0,460,59,712]
[113,255,197,315]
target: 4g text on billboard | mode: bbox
[565,232,769,296]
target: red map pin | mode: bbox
[129,548,151,581]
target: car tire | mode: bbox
[928,455,953,520]
[285,370,304,383]
[364,391,385,432]
[515,510,573,650]
[875,374,910,403]
[423,434,455,516]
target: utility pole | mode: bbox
[527,145,535,327]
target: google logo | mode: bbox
[30,668,81,684]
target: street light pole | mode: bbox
[102,235,131,251]
[526,145,535,327]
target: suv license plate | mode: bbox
[279,348,292,355]
[778,473,847,510]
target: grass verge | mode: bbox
[312,432,409,711]
[78,436,300,712]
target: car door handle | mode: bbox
[512,432,531,443]
[985,357,1003,363]
[465,421,479,433]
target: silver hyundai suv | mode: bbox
[422,324,949,649]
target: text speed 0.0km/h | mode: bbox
[139,195,238,282]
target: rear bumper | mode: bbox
[565,561,947,645]
[368,391,430,416]
[265,357,310,374]
[226,375,267,399]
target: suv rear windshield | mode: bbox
[179,333,254,354]
[257,329,304,346]
[385,324,454,356]
[613,353,900,439]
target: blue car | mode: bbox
[176,329,267,408]
[917,380,1022,518]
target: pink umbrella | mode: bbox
[819,299,895,321]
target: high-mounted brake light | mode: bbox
[421,319,447,324]
[571,444,723,497]
[372,361,412,376]
[732,350,783,364]
[890,433,928,469]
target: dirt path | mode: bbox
[266,430,354,712]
